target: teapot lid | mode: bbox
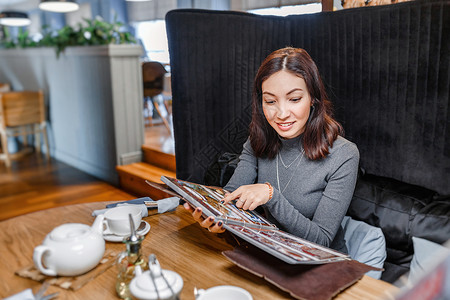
[130,269,183,300]
[49,223,90,242]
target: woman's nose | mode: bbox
[276,103,289,119]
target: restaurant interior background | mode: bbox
[1,1,449,297]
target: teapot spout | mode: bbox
[91,214,105,235]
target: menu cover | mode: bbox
[160,176,350,265]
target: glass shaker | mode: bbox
[115,214,148,300]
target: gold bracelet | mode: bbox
[265,182,273,201]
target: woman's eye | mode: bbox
[264,99,276,104]
[290,98,301,102]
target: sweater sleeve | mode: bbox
[224,139,258,192]
[264,142,360,247]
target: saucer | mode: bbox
[103,221,150,242]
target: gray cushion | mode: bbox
[342,216,387,279]
[409,237,450,284]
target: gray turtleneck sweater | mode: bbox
[224,135,360,253]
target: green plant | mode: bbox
[1,27,38,49]
[0,16,136,57]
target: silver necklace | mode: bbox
[279,151,303,168]
[276,149,305,193]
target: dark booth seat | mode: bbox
[348,173,450,282]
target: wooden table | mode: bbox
[0,202,398,299]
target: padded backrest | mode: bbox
[166,0,450,194]
[166,10,289,183]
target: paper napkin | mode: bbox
[92,196,180,217]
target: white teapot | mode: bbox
[33,215,105,276]
[130,254,183,300]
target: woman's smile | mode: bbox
[276,121,295,130]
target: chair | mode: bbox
[342,216,387,279]
[142,61,171,131]
[0,90,50,167]
[0,83,11,157]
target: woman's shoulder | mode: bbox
[238,138,257,158]
[329,136,359,158]
[242,138,253,152]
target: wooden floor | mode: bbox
[144,121,175,155]
[0,124,174,221]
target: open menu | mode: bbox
[159,176,350,265]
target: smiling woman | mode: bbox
[185,48,361,254]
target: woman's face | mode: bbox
[262,70,312,139]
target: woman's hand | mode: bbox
[183,202,225,233]
[222,183,272,210]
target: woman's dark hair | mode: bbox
[249,47,343,160]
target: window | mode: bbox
[248,3,322,16]
[133,20,169,63]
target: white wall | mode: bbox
[0,44,144,184]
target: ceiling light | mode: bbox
[0,11,31,27]
[39,0,80,13]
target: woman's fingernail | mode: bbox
[195,207,201,212]
[217,221,223,227]
[208,217,214,221]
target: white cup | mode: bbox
[103,206,142,236]
[196,286,252,300]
